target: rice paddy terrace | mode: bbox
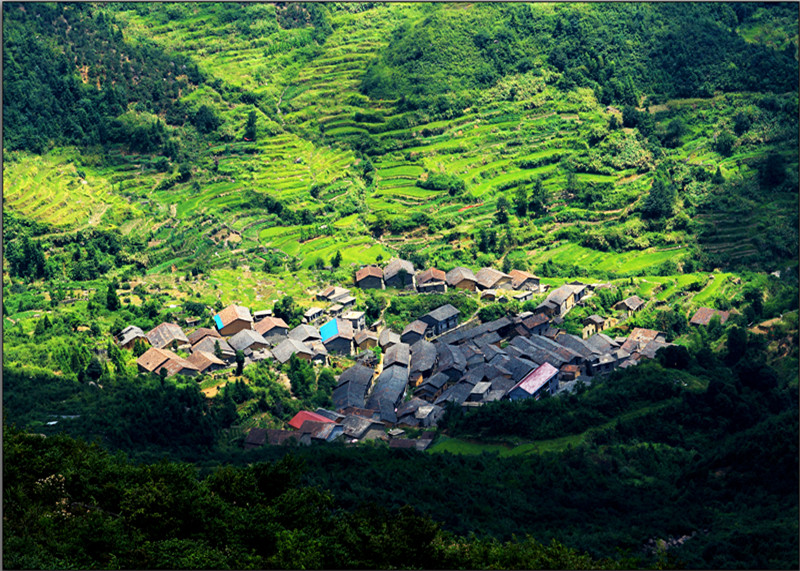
[3,2,797,298]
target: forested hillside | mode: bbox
[3,2,798,569]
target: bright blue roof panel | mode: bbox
[319,318,339,342]
[214,314,224,331]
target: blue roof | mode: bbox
[213,314,224,330]
[319,318,339,342]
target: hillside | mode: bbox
[2,2,798,570]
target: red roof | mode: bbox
[510,362,559,396]
[288,410,335,430]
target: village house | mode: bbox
[137,347,199,378]
[445,266,478,291]
[252,309,273,322]
[536,284,576,316]
[409,339,438,384]
[514,291,533,303]
[354,329,378,351]
[383,258,416,289]
[417,280,447,294]
[401,320,428,345]
[117,325,149,350]
[146,322,190,350]
[338,294,357,309]
[355,266,384,289]
[317,285,351,303]
[509,269,540,292]
[615,295,646,316]
[192,335,236,361]
[415,268,447,293]
[341,415,386,441]
[506,362,560,401]
[288,324,321,344]
[366,364,410,412]
[254,316,289,340]
[288,410,335,430]
[567,282,590,303]
[341,310,366,331]
[384,342,411,370]
[333,364,374,411]
[379,328,401,350]
[303,306,324,323]
[476,267,513,290]
[414,371,449,401]
[186,350,227,374]
[244,428,268,450]
[328,303,344,317]
[582,315,606,338]
[228,329,270,353]
[186,327,221,347]
[320,317,355,355]
[419,304,460,336]
[481,289,498,302]
[690,307,731,327]
[298,420,343,443]
[308,341,329,366]
[272,338,314,364]
[213,305,253,337]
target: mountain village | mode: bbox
[116,258,730,450]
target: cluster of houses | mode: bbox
[246,279,697,450]
[114,256,732,450]
[354,258,542,303]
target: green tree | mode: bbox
[214,340,223,360]
[244,110,257,141]
[495,196,510,224]
[331,250,342,268]
[529,178,547,215]
[513,186,528,217]
[235,350,245,376]
[715,130,736,156]
[106,282,120,311]
[641,178,676,219]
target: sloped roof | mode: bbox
[619,295,646,311]
[366,365,409,410]
[229,329,269,352]
[118,325,147,347]
[215,305,253,328]
[193,336,235,356]
[547,285,576,306]
[435,343,467,373]
[690,307,730,326]
[476,267,512,289]
[509,269,540,289]
[356,265,383,282]
[146,322,189,349]
[416,268,446,284]
[288,410,335,430]
[510,362,559,397]
[320,318,354,342]
[338,364,374,387]
[187,327,220,346]
[426,304,460,323]
[304,306,324,318]
[186,350,226,372]
[584,314,605,326]
[255,316,289,336]
[272,338,314,364]
[342,415,380,439]
[354,330,378,345]
[434,381,474,406]
[410,339,437,374]
[379,328,401,348]
[244,428,268,448]
[402,320,428,337]
[383,258,415,281]
[384,342,411,369]
[445,266,477,286]
[137,347,172,372]
[319,286,350,301]
[522,313,550,330]
[288,324,321,342]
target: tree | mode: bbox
[528,178,547,215]
[133,339,148,357]
[495,196,510,224]
[726,326,747,365]
[193,105,220,134]
[214,340,223,360]
[513,186,528,217]
[331,250,342,268]
[235,350,245,376]
[641,178,676,219]
[244,110,257,141]
[106,282,120,311]
[715,130,736,156]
